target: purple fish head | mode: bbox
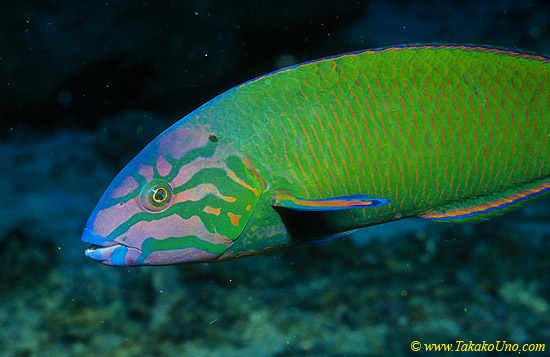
[82,122,265,266]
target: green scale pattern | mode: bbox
[186,47,548,242]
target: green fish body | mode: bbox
[82,44,550,266]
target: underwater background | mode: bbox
[1,0,549,356]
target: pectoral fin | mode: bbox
[296,228,360,245]
[271,189,389,211]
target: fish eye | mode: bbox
[140,181,173,212]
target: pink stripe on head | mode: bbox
[144,247,220,264]
[173,183,236,203]
[111,176,139,199]
[158,125,211,160]
[171,156,223,187]
[117,214,233,249]
[93,197,142,237]
[139,165,154,181]
[124,246,142,266]
[156,156,172,177]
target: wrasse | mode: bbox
[82,44,550,267]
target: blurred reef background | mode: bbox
[1,0,549,356]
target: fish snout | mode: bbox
[82,227,141,267]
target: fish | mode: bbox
[82,44,550,267]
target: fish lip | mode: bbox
[84,241,142,253]
[81,227,141,251]
[84,242,122,257]
[84,242,125,265]
[82,227,143,265]
[81,227,117,247]
[81,226,121,264]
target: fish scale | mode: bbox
[82,44,550,266]
[208,47,547,209]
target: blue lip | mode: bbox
[85,243,121,261]
[82,227,142,266]
[81,227,116,246]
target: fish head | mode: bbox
[82,122,265,266]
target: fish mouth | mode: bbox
[82,227,141,266]
[84,243,124,264]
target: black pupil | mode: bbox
[154,188,167,202]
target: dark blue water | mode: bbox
[1,1,548,355]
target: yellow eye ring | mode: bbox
[140,181,173,212]
[151,186,168,203]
